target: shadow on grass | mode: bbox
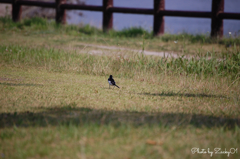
[0,82,43,87]
[0,104,239,130]
[139,92,227,98]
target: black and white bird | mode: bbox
[108,75,120,89]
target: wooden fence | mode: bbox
[0,0,240,37]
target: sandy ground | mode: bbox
[0,3,55,19]
[0,4,11,17]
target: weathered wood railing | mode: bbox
[0,0,240,37]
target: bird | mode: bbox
[108,75,120,89]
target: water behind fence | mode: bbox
[0,0,240,37]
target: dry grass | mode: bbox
[0,66,238,115]
[0,65,239,159]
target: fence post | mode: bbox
[153,0,165,36]
[12,0,22,22]
[56,0,66,24]
[103,0,113,32]
[211,0,224,38]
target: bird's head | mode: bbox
[110,75,113,78]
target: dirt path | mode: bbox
[78,43,181,58]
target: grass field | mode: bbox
[0,17,240,159]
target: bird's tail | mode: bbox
[115,85,120,88]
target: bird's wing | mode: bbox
[112,79,116,85]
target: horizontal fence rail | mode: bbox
[14,0,55,8]
[0,0,240,37]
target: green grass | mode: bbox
[0,17,240,159]
[0,44,239,79]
